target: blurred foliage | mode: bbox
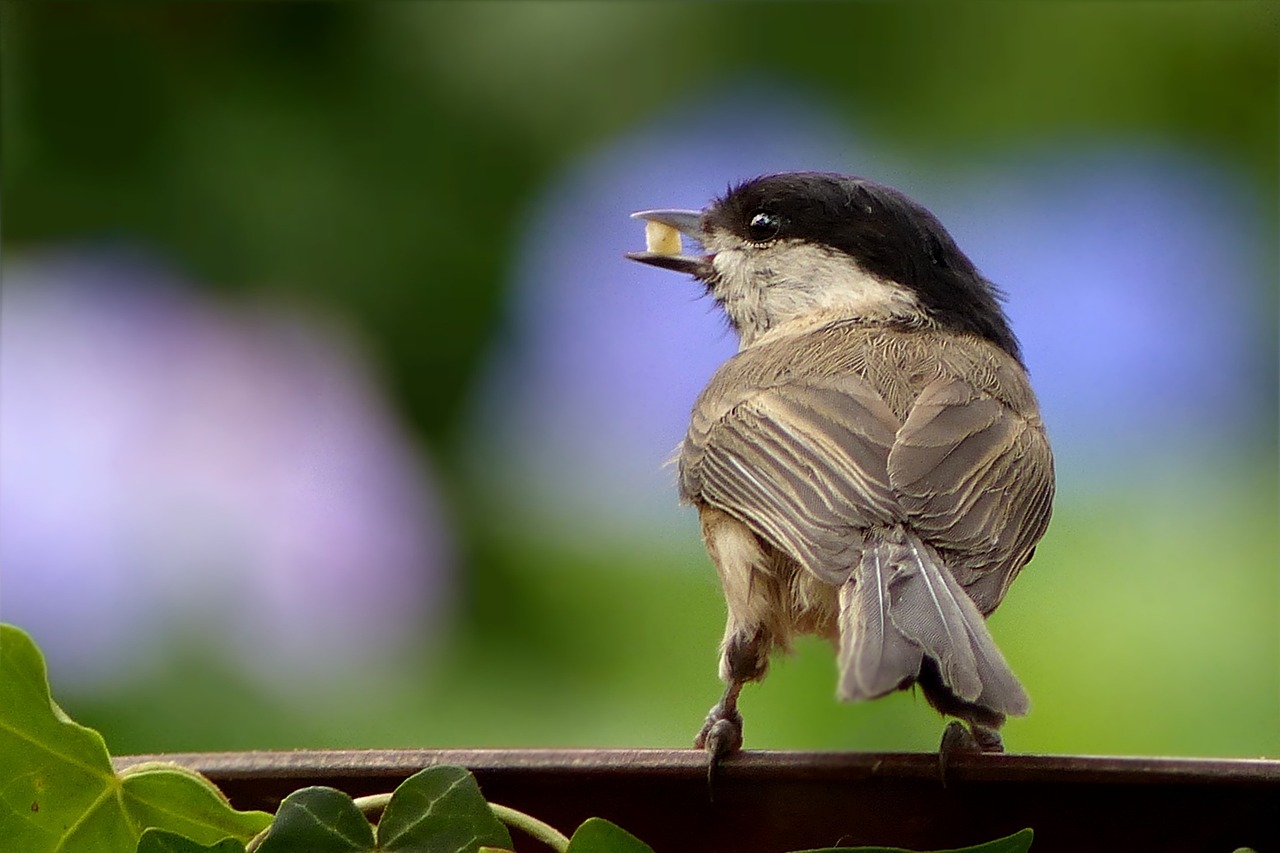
[5,2,1276,444]
[2,2,1277,759]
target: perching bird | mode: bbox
[625,172,1054,768]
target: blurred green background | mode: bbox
[2,2,1277,760]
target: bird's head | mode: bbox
[627,172,1020,360]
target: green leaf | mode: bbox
[0,623,272,853]
[793,828,1034,853]
[255,787,376,853]
[136,827,246,853]
[378,766,513,853]
[1,623,133,852]
[565,817,654,853]
[119,762,273,845]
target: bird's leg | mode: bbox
[694,680,744,757]
[693,510,780,792]
[695,626,770,795]
[695,625,769,753]
[695,679,745,800]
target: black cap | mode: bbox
[709,172,1022,363]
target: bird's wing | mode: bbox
[681,372,901,583]
[887,375,1055,613]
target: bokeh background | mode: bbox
[2,2,1277,759]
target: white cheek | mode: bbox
[703,237,928,346]
[709,249,754,293]
[708,250,773,333]
[802,267,922,318]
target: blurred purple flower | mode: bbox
[931,146,1272,477]
[0,250,451,689]
[466,82,1272,536]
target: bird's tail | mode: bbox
[837,529,1029,717]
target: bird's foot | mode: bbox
[694,702,743,755]
[938,720,1003,786]
[694,701,743,798]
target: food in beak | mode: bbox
[644,220,684,256]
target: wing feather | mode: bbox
[889,377,1055,613]
[682,374,900,582]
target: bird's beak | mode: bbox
[625,209,714,277]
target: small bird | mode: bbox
[626,172,1054,768]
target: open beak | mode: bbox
[625,209,714,277]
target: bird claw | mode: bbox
[938,720,1003,786]
[694,695,743,748]
[700,716,743,756]
[695,704,743,799]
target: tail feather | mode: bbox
[838,547,923,701]
[837,530,1029,717]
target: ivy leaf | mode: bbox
[248,769,516,853]
[793,828,1034,853]
[119,761,274,844]
[1,623,133,852]
[378,766,513,853]
[0,623,272,853]
[136,828,247,853]
[564,817,655,853]
[255,787,376,853]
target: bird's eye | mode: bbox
[746,211,782,243]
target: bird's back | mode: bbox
[679,318,1053,616]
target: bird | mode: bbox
[625,171,1054,771]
